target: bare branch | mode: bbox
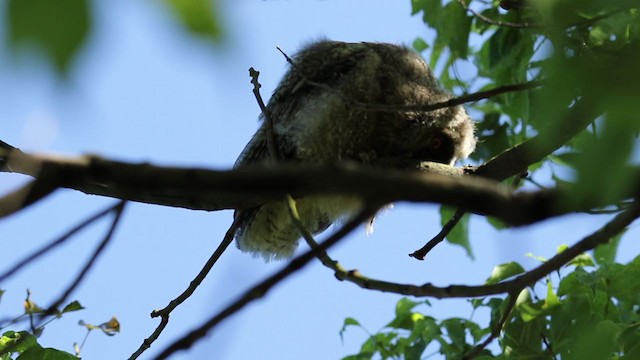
[464,292,518,359]
[128,215,241,360]
[41,201,127,320]
[410,209,466,260]
[0,201,125,284]
[152,206,379,360]
[311,201,640,299]
[249,67,280,162]
[355,80,543,113]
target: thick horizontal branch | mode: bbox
[1,148,634,226]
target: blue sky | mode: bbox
[2,1,639,359]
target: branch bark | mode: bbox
[3,149,633,226]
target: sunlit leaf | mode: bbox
[61,301,84,314]
[339,317,361,343]
[486,262,525,285]
[0,331,39,354]
[412,37,429,52]
[163,0,221,41]
[17,346,78,360]
[7,0,90,74]
[543,279,561,309]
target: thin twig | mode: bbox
[541,331,558,359]
[40,201,127,321]
[410,209,466,260]
[249,67,280,162]
[128,213,242,360]
[459,0,630,30]
[464,291,518,359]
[273,200,640,299]
[357,80,543,113]
[0,201,125,283]
[457,0,542,28]
[152,207,378,360]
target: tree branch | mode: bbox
[41,201,127,320]
[310,201,640,299]
[0,201,125,284]
[2,144,635,227]
[128,215,241,360]
[152,206,379,360]
[474,97,598,181]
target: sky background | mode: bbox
[1,1,639,360]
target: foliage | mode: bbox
[2,0,640,358]
[341,0,640,358]
[4,0,221,76]
[412,0,640,219]
[343,249,640,359]
[0,294,118,360]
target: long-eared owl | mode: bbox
[234,40,476,260]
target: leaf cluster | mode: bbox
[343,244,640,359]
[3,0,221,75]
[411,0,640,250]
[0,293,118,360]
[343,1,640,357]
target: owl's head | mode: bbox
[409,104,476,165]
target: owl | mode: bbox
[234,40,476,260]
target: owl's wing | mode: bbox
[234,126,269,168]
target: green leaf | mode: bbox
[476,27,534,85]
[61,301,84,314]
[568,320,621,360]
[0,331,39,355]
[594,231,622,266]
[163,0,221,41]
[440,1,471,59]
[568,253,595,268]
[525,252,547,263]
[412,37,429,53]
[7,0,90,74]
[618,323,640,354]
[502,315,546,354]
[404,338,427,360]
[441,318,466,350]
[17,347,78,360]
[415,0,443,29]
[395,298,419,317]
[557,267,592,296]
[339,317,361,343]
[515,288,543,322]
[485,262,525,285]
[439,207,473,259]
[557,244,595,268]
[543,279,561,309]
[387,299,429,330]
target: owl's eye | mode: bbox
[412,131,455,164]
[430,135,443,150]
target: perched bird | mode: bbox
[234,40,476,260]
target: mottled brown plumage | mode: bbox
[235,40,476,260]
